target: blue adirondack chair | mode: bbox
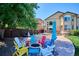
[41,20,57,56]
[40,47,52,56]
[40,45,55,56]
[44,39,51,48]
[44,20,57,46]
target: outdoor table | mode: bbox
[28,43,40,56]
[31,43,40,47]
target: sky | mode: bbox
[35,3,79,20]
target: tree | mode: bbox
[0,3,39,29]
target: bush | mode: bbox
[66,36,79,56]
[70,30,79,36]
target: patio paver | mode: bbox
[54,36,75,56]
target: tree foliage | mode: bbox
[0,3,38,29]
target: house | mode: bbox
[37,18,44,33]
[44,11,79,34]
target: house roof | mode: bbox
[44,11,79,20]
[36,18,44,23]
[44,11,64,20]
[65,11,78,15]
[37,18,43,21]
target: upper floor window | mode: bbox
[64,15,71,22]
[77,18,79,23]
[72,19,74,21]
[49,21,52,25]
[72,17,74,21]
[64,17,67,21]
[47,22,48,25]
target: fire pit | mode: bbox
[31,43,40,47]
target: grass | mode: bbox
[66,35,79,56]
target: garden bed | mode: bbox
[66,35,79,56]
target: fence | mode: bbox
[0,29,39,38]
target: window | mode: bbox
[49,28,52,30]
[64,17,71,21]
[64,25,71,30]
[72,25,74,29]
[64,17,67,21]
[77,18,79,23]
[76,26,79,29]
[64,25,67,30]
[64,15,71,22]
[72,19,74,21]
[47,22,48,25]
[49,28,52,32]
[72,17,74,21]
[49,21,52,25]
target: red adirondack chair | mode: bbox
[38,35,46,47]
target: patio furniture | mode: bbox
[26,39,30,47]
[13,37,28,56]
[40,45,55,56]
[30,35,37,45]
[34,35,40,42]
[40,20,57,56]
[51,20,57,42]
[44,39,51,48]
[31,43,40,47]
[38,35,46,47]
[28,43,40,56]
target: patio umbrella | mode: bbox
[50,20,57,45]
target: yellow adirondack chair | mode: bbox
[13,41,28,56]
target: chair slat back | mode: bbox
[30,35,36,44]
[14,37,22,48]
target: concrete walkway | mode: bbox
[41,33,75,56]
[54,36,75,56]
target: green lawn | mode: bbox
[66,36,79,56]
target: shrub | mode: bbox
[70,30,79,36]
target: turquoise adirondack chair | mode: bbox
[30,35,37,45]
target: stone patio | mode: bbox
[0,34,75,56]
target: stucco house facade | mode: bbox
[44,11,79,34]
[37,18,44,30]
